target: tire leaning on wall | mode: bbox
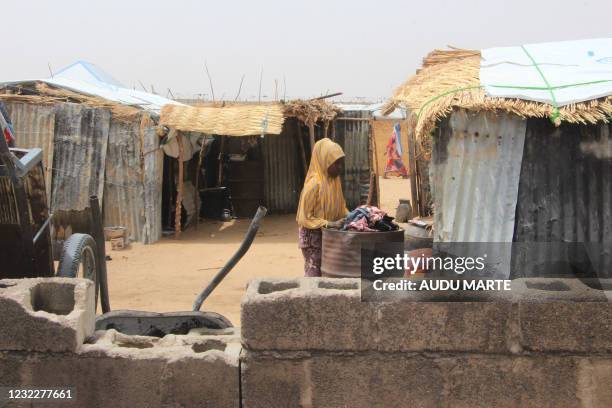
[57,233,99,310]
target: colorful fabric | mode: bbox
[0,102,15,146]
[298,227,322,277]
[342,205,399,232]
[296,138,348,229]
[384,123,408,177]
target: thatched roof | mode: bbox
[0,82,142,122]
[160,103,285,136]
[283,99,342,124]
[384,48,612,139]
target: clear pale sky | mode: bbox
[1,0,610,101]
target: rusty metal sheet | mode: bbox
[512,119,612,278]
[431,110,526,243]
[103,114,162,244]
[102,117,145,242]
[51,103,110,212]
[4,102,55,199]
[263,125,300,213]
[334,110,372,209]
[142,123,163,243]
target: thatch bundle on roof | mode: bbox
[0,82,141,121]
[160,103,285,136]
[283,99,342,125]
[384,48,612,140]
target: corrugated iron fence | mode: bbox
[334,110,371,209]
[5,101,162,244]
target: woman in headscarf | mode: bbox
[296,138,348,277]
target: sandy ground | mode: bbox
[106,177,411,325]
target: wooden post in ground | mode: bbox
[295,120,308,174]
[308,122,315,152]
[175,131,184,238]
[218,136,226,186]
[406,119,419,217]
[194,136,207,230]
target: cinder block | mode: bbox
[0,328,241,408]
[0,278,95,352]
[376,301,516,353]
[241,278,515,353]
[241,350,444,408]
[443,355,581,408]
[577,358,612,408]
[241,278,379,351]
[519,301,612,352]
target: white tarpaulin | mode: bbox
[480,38,612,106]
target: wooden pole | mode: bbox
[218,136,226,186]
[295,120,308,174]
[406,120,419,217]
[331,120,336,141]
[308,122,315,152]
[323,121,330,139]
[194,137,207,230]
[175,131,184,238]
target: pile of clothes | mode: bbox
[341,205,399,232]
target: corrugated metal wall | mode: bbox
[102,118,145,242]
[335,110,371,209]
[51,104,110,212]
[142,124,163,243]
[102,114,162,243]
[263,125,300,213]
[2,101,163,243]
[512,119,612,278]
[431,110,526,242]
[5,102,55,199]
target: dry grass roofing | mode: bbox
[160,103,286,136]
[0,82,142,122]
[384,48,612,139]
[160,98,342,136]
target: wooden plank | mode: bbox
[406,119,419,217]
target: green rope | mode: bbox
[416,78,612,124]
[520,45,560,123]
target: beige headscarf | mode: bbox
[296,138,348,229]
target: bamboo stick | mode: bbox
[175,131,184,238]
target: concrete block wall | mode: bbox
[241,278,612,408]
[0,278,241,408]
[1,277,611,407]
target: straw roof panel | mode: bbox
[385,49,612,139]
[160,103,285,136]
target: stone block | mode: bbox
[443,355,581,408]
[0,278,95,352]
[241,350,444,408]
[0,328,241,407]
[577,358,612,408]
[242,278,516,353]
[519,301,612,352]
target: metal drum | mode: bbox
[321,228,404,278]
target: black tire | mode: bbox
[57,233,99,309]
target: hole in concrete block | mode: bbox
[30,282,75,315]
[258,281,299,294]
[192,339,226,353]
[525,281,571,291]
[318,281,358,290]
[0,282,16,289]
[115,339,156,349]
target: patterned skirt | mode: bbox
[298,227,322,277]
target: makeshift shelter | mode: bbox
[158,99,385,226]
[384,39,612,279]
[0,61,182,244]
